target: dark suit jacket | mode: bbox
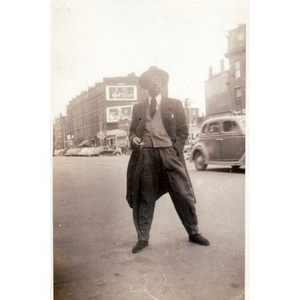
[129,97,189,154]
[126,97,195,207]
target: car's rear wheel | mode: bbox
[194,151,207,171]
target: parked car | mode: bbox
[189,115,245,171]
[93,146,106,156]
[65,148,82,156]
[54,149,66,156]
[78,147,97,156]
[97,146,122,156]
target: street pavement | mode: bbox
[53,155,245,300]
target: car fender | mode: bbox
[238,152,246,165]
[189,143,209,163]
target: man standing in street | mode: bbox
[126,66,210,253]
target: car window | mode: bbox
[201,124,208,134]
[223,121,239,132]
[208,122,220,134]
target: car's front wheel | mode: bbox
[194,151,207,171]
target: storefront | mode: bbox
[105,129,128,153]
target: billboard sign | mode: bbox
[106,85,137,101]
[106,105,133,123]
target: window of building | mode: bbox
[235,87,242,98]
[234,60,241,79]
[235,87,242,107]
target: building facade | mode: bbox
[204,61,231,116]
[64,72,169,150]
[184,98,200,127]
[225,24,246,112]
[53,113,67,150]
[66,82,104,148]
[205,24,246,116]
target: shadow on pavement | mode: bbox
[205,167,245,174]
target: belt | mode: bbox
[138,144,153,149]
[137,145,172,150]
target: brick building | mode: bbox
[53,113,67,150]
[184,98,200,127]
[225,24,246,112]
[65,72,169,149]
[205,24,246,116]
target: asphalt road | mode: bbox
[53,155,245,300]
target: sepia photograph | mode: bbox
[4,1,300,300]
[52,1,248,299]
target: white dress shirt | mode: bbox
[148,94,162,109]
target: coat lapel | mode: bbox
[136,99,148,137]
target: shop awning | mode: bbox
[79,140,90,147]
[106,129,127,137]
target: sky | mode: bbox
[51,0,248,118]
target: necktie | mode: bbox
[150,98,156,119]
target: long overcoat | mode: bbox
[126,97,196,208]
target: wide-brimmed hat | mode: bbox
[139,66,169,89]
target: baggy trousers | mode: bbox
[132,147,199,241]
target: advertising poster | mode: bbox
[106,85,137,101]
[106,105,133,123]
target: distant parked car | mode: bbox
[189,115,245,171]
[97,146,122,156]
[78,147,97,157]
[54,149,66,156]
[65,148,82,156]
[93,147,106,156]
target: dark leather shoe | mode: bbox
[189,234,210,246]
[132,241,149,253]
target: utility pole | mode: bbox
[185,97,192,127]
